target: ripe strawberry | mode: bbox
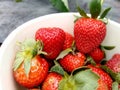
[62,32,74,50]
[13,39,49,89]
[106,53,120,73]
[97,79,109,90]
[59,68,109,90]
[35,27,65,60]
[89,47,105,63]
[74,0,111,54]
[42,72,63,90]
[28,88,40,90]
[74,18,106,54]
[88,65,113,90]
[59,52,86,72]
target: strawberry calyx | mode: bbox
[112,81,119,90]
[55,41,76,60]
[76,0,111,21]
[50,60,65,76]
[89,0,102,19]
[76,6,89,18]
[58,67,100,90]
[58,72,76,90]
[85,55,97,66]
[13,39,47,76]
[100,45,115,50]
[55,48,73,60]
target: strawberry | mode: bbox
[13,39,49,89]
[74,0,111,54]
[28,88,41,90]
[97,79,109,90]
[42,72,63,90]
[88,65,113,90]
[89,47,105,63]
[74,17,106,54]
[102,54,120,89]
[35,27,65,60]
[62,32,74,50]
[59,68,109,90]
[59,52,86,72]
[106,53,120,73]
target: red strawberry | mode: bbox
[74,18,106,54]
[97,79,109,90]
[106,53,120,73]
[42,72,62,90]
[35,27,65,60]
[88,65,113,90]
[63,32,74,50]
[13,39,49,89]
[28,89,40,90]
[59,52,86,72]
[74,0,111,54]
[89,47,105,63]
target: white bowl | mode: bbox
[0,13,120,90]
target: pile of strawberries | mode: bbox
[12,0,120,90]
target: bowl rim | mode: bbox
[0,12,120,53]
[0,12,120,90]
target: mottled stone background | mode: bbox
[0,0,120,43]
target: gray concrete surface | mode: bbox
[0,0,120,43]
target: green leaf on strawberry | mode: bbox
[59,69,100,90]
[13,52,24,71]
[77,6,89,18]
[50,61,65,75]
[112,82,119,90]
[56,48,72,60]
[89,0,102,18]
[101,45,115,50]
[24,57,31,76]
[100,7,111,19]
[58,73,76,90]
[73,69,99,90]
[50,0,69,12]
[85,55,96,65]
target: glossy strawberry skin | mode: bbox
[74,18,106,54]
[59,52,86,72]
[106,54,120,73]
[35,27,65,60]
[88,65,113,90]
[89,47,105,63]
[63,32,74,50]
[13,55,49,89]
[42,72,62,90]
